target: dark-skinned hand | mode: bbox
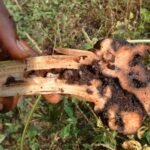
[0,0,61,113]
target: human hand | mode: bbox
[0,0,37,60]
[0,0,61,113]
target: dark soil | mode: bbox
[111,39,131,51]
[59,60,101,85]
[129,54,143,67]
[99,77,146,132]
[93,38,131,51]
[4,76,25,86]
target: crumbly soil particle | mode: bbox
[129,54,143,67]
[59,60,101,85]
[5,76,25,86]
[86,88,93,94]
[5,76,16,86]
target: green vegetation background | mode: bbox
[0,0,150,149]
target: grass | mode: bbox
[0,0,149,149]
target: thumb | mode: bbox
[9,39,37,60]
[0,0,37,60]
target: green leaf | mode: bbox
[82,143,92,150]
[94,130,117,149]
[71,124,79,138]
[144,131,150,144]
[28,127,38,138]
[64,102,74,118]
[0,145,4,150]
[82,43,93,50]
[29,139,40,150]
[0,134,6,144]
[60,125,71,139]
[141,8,150,23]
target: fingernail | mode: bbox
[16,40,37,57]
[16,40,30,52]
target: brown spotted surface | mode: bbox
[56,39,150,134]
[94,39,150,134]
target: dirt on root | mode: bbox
[59,60,101,85]
[99,77,146,128]
[57,60,146,115]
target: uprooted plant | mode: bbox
[0,38,149,135]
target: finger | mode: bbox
[0,1,37,60]
[0,96,19,113]
[43,94,62,104]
